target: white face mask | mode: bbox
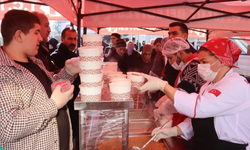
[198,60,220,82]
[171,61,184,70]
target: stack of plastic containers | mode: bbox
[79,34,103,102]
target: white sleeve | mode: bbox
[177,118,194,140]
[174,78,250,118]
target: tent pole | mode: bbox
[77,0,82,48]
[97,27,101,34]
[83,27,87,34]
[206,30,209,41]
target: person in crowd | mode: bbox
[151,38,163,61]
[139,37,250,150]
[102,38,108,52]
[48,38,59,54]
[0,10,79,150]
[51,27,77,68]
[129,44,153,74]
[127,41,140,58]
[150,38,164,77]
[32,12,60,73]
[106,39,133,73]
[148,38,165,102]
[132,37,138,50]
[105,39,127,63]
[50,27,80,150]
[104,33,120,60]
[139,40,146,52]
[150,39,155,49]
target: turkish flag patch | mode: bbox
[244,79,249,84]
[208,89,221,97]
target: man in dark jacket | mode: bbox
[51,27,80,150]
[33,12,60,74]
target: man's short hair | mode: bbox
[111,33,121,39]
[1,10,40,46]
[61,27,76,39]
[169,22,188,34]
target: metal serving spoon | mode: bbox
[130,116,173,150]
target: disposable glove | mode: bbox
[154,109,173,127]
[152,126,178,142]
[158,98,177,115]
[155,95,168,107]
[138,73,168,93]
[51,85,74,109]
[65,57,80,76]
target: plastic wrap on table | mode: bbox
[80,110,127,150]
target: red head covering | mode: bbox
[201,37,242,67]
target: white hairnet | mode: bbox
[162,37,190,55]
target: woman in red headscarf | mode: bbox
[139,37,250,150]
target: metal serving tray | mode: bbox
[129,119,157,133]
[129,109,152,119]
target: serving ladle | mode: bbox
[130,116,173,150]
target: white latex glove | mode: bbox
[158,99,177,115]
[152,126,178,142]
[138,73,168,93]
[65,58,80,76]
[155,95,168,107]
[51,85,74,109]
[154,109,173,127]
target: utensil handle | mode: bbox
[141,116,173,149]
[160,116,173,129]
[141,134,157,149]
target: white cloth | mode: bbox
[174,69,250,149]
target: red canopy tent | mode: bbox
[41,0,250,43]
[1,0,250,41]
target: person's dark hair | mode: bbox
[183,49,194,54]
[61,27,76,39]
[182,41,197,54]
[199,46,215,56]
[49,38,59,49]
[111,33,121,39]
[115,39,126,48]
[154,37,163,45]
[1,10,40,46]
[169,22,188,34]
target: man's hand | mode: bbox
[65,57,80,76]
[138,73,168,93]
[51,85,74,109]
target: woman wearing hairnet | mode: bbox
[139,37,250,150]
